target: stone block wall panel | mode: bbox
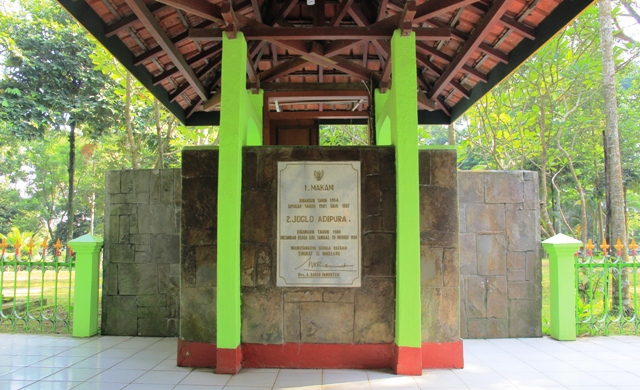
[419,149,460,344]
[458,171,542,338]
[103,169,181,337]
[240,147,397,345]
[181,148,219,343]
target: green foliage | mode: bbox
[0,0,121,138]
[457,4,640,240]
[319,125,368,145]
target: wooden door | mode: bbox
[265,119,319,145]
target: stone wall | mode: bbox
[419,148,460,344]
[458,171,542,338]
[180,148,219,343]
[240,147,397,345]
[103,169,181,336]
[180,146,397,345]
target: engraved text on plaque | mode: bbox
[277,161,361,287]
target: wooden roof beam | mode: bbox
[222,1,241,39]
[261,82,369,92]
[155,0,224,24]
[152,43,222,85]
[134,20,214,66]
[190,26,451,41]
[416,43,488,83]
[428,0,514,99]
[347,4,388,65]
[478,42,508,64]
[330,0,354,26]
[250,0,262,22]
[202,91,221,111]
[105,2,167,37]
[418,91,436,111]
[266,0,298,26]
[126,0,209,100]
[329,0,477,61]
[314,0,325,26]
[269,111,369,120]
[377,0,389,21]
[259,56,309,82]
[246,53,260,92]
[398,0,416,36]
[379,57,391,92]
[467,3,536,40]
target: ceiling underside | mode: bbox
[57,0,594,126]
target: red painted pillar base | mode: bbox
[177,340,217,368]
[393,345,422,375]
[421,340,464,369]
[216,346,243,374]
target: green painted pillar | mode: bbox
[387,30,422,374]
[542,234,582,341]
[216,32,262,373]
[68,234,103,338]
[374,89,391,146]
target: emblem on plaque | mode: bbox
[314,170,324,181]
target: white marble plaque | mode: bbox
[277,161,361,287]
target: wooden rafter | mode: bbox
[314,0,325,26]
[377,0,389,21]
[246,53,260,92]
[269,111,368,120]
[105,2,167,37]
[467,3,536,40]
[189,27,451,41]
[152,43,222,85]
[379,57,391,92]
[250,0,262,23]
[478,43,509,64]
[155,0,225,24]
[134,20,214,66]
[125,0,209,100]
[398,0,416,36]
[428,0,515,99]
[330,0,353,26]
[417,92,436,111]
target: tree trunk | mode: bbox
[557,129,589,248]
[154,99,164,169]
[125,72,139,169]
[538,100,556,238]
[66,121,76,245]
[447,123,456,145]
[599,0,631,313]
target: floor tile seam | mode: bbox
[479,358,560,389]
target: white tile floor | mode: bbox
[0,335,639,390]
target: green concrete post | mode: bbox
[68,234,103,338]
[389,30,422,350]
[218,33,248,352]
[216,33,263,369]
[542,233,582,341]
[374,89,391,146]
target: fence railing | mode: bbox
[543,234,639,340]
[575,238,639,336]
[0,238,76,333]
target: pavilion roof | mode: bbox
[57,0,594,126]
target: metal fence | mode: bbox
[575,239,640,336]
[0,238,75,333]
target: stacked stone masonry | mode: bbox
[458,171,542,338]
[240,147,398,345]
[102,153,540,341]
[419,149,460,343]
[103,169,181,337]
